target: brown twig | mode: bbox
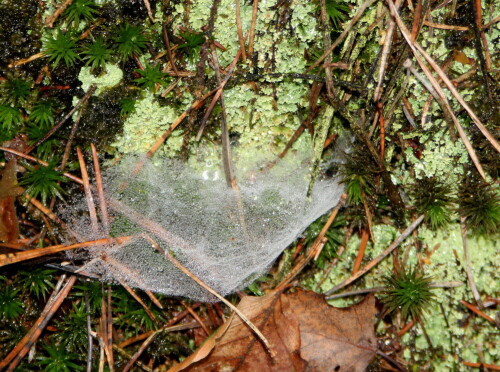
[118,304,201,348]
[100,288,114,371]
[145,291,163,309]
[410,0,422,42]
[320,0,335,102]
[463,361,500,370]
[85,292,93,372]
[91,144,110,234]
[195,50,242,141]
[473,0,491,72]
[322,281,462,300]
[45,0,73,27]
[210,45,236,188]
[401,57,486,178]
[482,15,500,30]
[162,22,179,75]
[79,18,105,40]
[352,229,369,274]
[61,109,83,171]
[460,300,497,325]
[142,0,155,23]
[422,20,468,30]
[235,0,247,60]
[0,147,84,185]
[397,319,416,336]
[120,322,204,372]
[182,301,211,337]
[106,287,114,369]
[373,0,402,101]
[248,0,258,55]
[116,277,160,324]
[0,236,133,267]
[315,244,346,290]
[324,214,425,295]
[122,331,158,372]
[8,51,47,68]
[77,147,99,234]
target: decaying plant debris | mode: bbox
[0,0,499,370]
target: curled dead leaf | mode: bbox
[169,289,377,372]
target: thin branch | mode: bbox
[8,51,47,68]
[181,301,211,337]
[210,44,236,187]
[423,20,468,30]
[235,0,247,60]
[91,144,110,234]
[162,22,178,75]
[248,0,258,55]
[325,281,463,300]
[460,300,497,325]
[45,0,73,28]
[0,236,134,267]
[373,0,402,102]
[77,147,99,234]
[122,331,159,372]
[142,0,155,23]
[277,194,347,290]
[352,229,369,274]
[0,147,84,185]
[195,50,241,141]
[85,291,93,372]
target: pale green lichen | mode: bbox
[404,127,470,180]
[78,63,123,95]
[110,0,321,173]
[111,94,187,155]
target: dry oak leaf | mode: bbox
[170,289,377,372]
[0,160,22,243]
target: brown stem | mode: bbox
[162,22,179,75]
[248,0,259,55]
[235,0,247,60]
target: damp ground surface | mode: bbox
[0,0,498,370]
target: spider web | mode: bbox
[64,152,344,301]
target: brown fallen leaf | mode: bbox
[0,159,23,243]
[170,289,377,372]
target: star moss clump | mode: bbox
[458,176,500,236]
[382,267,435,321]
